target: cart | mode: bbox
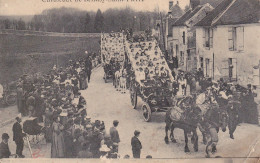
[126,39,175,122]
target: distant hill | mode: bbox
[0,15,33,23]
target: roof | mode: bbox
[195,0,233,26]
[173,5,203,26]
[168,17,179,36]
[168,4,184,18]
[199,0,225,8]
[214,0,260,25]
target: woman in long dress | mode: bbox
[51,116,65,158]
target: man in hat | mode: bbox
[0,133,11,158]
[109,120,120,152]
[12,117,26,158]
[131,130,142,158]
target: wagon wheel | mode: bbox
[5,94,17,106]
[130,83,137,109]
[142,103,151,122]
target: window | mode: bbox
[210,29,213,48]
[237,27,244,51]
[170,42,174,55]
[200,57,204,69]
[180,51,184,61]
[203,28,212,48]
[228,58,237,81]
[180,51,184,66]
[228,27,244,51]
[228,58,233,78]
[175,45,179,57]
[182,31,186,45]
[228,27,236,50]
[187,49,191,60]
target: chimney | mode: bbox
[177,1,179,5]
[190,0,200,10]
[169,0,174,10]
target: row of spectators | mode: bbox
[14,52,126,158]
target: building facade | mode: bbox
[171,3,213,71]
[165,0,184,59]
[195,0,260,86]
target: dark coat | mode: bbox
[0,142,11,158]
[12,122,25,142]
[131,136,142,150]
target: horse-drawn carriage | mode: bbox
[125,39,175,122]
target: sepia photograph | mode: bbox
[0,0,259,162]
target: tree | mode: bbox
[17,18,26,30]
[94,9,104,33]
[3,19,11,29]
[32,15,44,31]
[84,13,91,33]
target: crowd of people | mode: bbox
[0,50,152,159]
[101,32,125,64]
[126,41,174,84]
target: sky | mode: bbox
[0,0,190,16]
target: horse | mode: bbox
[164,96,202,152]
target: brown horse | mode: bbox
[164,96,202,152]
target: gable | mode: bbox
[195,0,233,26]
[213,0,260,25]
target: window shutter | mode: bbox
[232,58,237,80]
[228,27,233,50]
[203,28,206,47]
[209,59,213,77]
[221,59,229,79]
[205,59,210,77]
[237,27,244,51]
[210,29,213,48]
[183,31,186,45]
